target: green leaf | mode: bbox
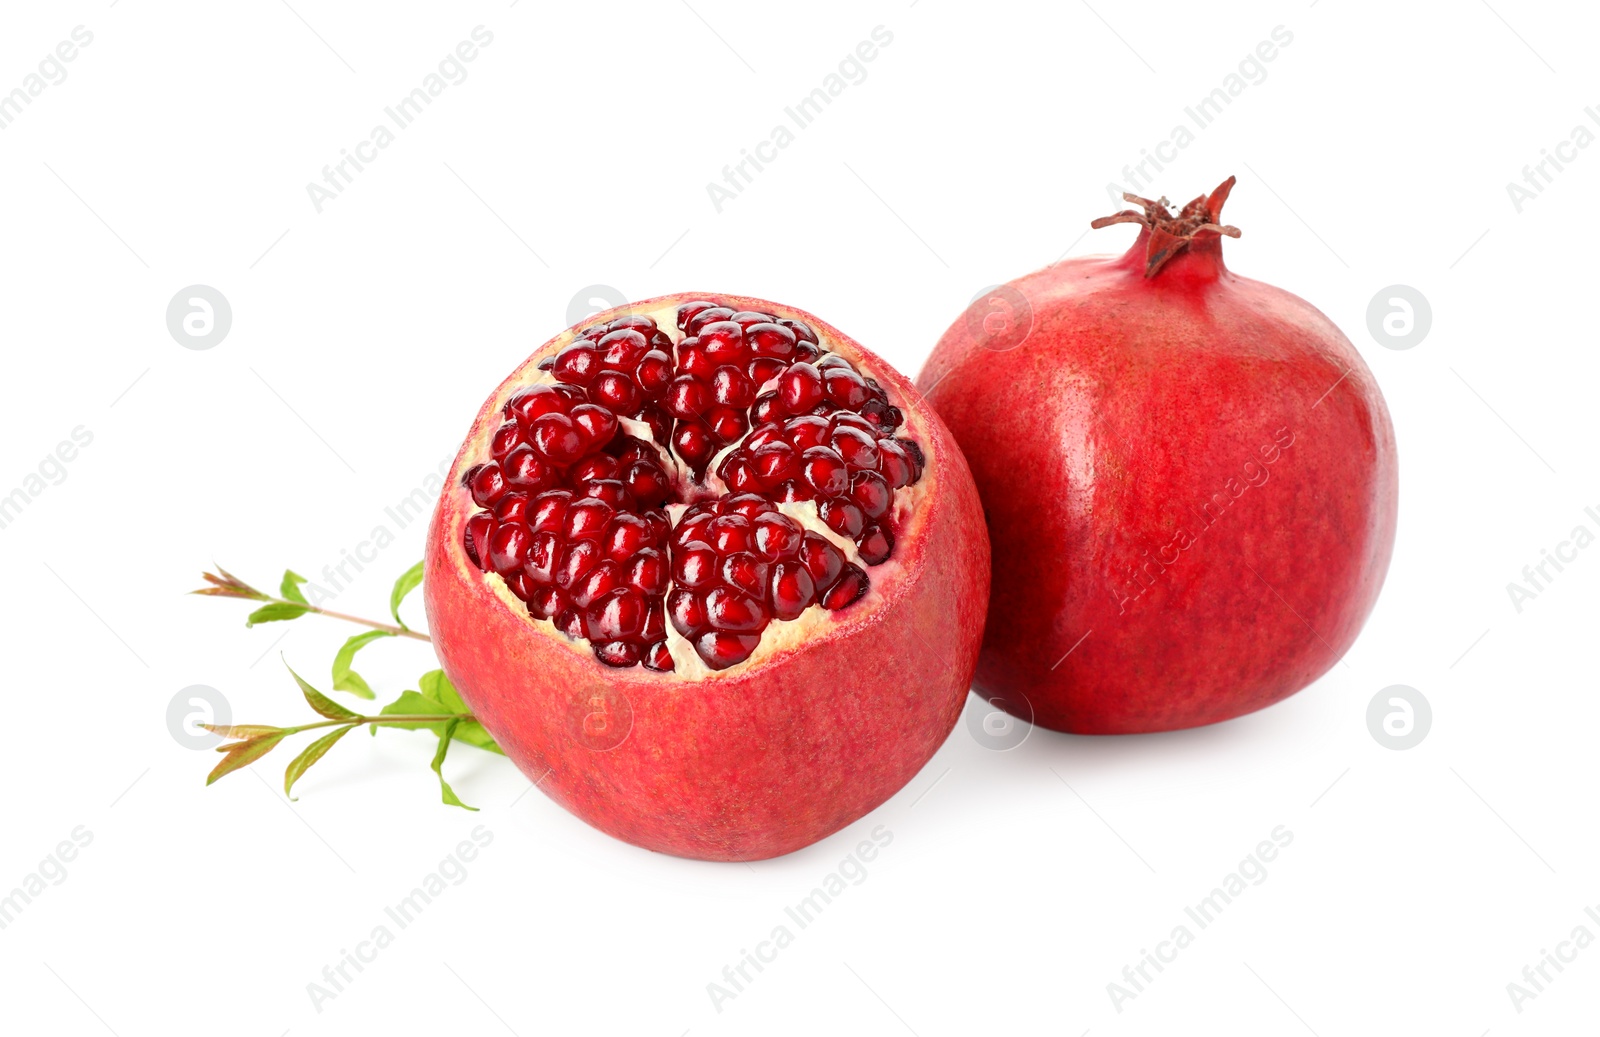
[284,725,355,800]
[245,602,309,627]
[207,733,287,785]
[450,720,504,755]
[279,570,310,605]
[389,561,425,629]
[331,630,392,700]
[385,675,503,755]
[201,723,283,740]
[431,720,477,811]
[285,661,359,720]
[419,670,466,712]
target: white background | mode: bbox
[1,1,1595,1034]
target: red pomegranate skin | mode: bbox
[919,184,1397,734]
[426,294,989,860]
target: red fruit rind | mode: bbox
[426,293,989,860]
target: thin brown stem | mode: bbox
[284,713,471,735]
[268,595,432,642]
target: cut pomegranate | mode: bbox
[425,293,989,860]
[443,300,926,673]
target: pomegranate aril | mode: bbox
[746,322,797,358]
[556,607,585,638]
[526,531,560,584]
[699,321,748,365]
[752,392,783,425]
[861,397,903,431]
[572,454,620,482]
[571,404,620,449]
[588,587,645,641]
[752,512,803,560]
[711,365,755,407]
[537,356,555,371]
[815,354,852,371]
[768,561,816,620]
[503,445,556,492]
[507,385,568,425]
[745,423,785,452]
[717,452,761,494]
[728,310,777,328]
[750,441,800,487]
[494,492,530,526]
[820,498,866,538]
[876,440,914,488]
[625,461,672,507]
[673,421,716,469]
[636,350,674,396]
[590,372,640,415]
[673,511,714,548]
[563,498,613,541]
[820,564,869,610]
[639,404,674,445]
[831,412,875,434]
[556,539,601,588]
[627,549,668,594]
[831,427,880,471]
[720,552,769,598]
[463,513,494,569]
[488,522,533,575]
[723,493,776,519]
[572,561,622,608]
[785,415,831,450]
[594,640,641,668]
[673,542,718,590]
[667,587,706,636]
[799,533,845,589]
[687,306,736,335]
[748,357,789,386]
[506,572,536,601]
[677,339,715,380]
[801,447,849,497]
[849,470,892,519]
[607,314,656,334]
[581,479,633,510]
[775,479,813,504]
[704,587,768,633]
[705,405,748,445]
[856,524,893,566]
[705,514,753,553]
[553,343,601,385]
[531,413,584,464]
[676,300,720,331]
[778,317,818,344]
[604,513,650,560]
[694,631,760,670]
[779,363,824,413]
[527,585,565,620]
[598,328,649,370]
[643,598,666,641]
[469,464,507,507]
[643,641,674,672]
[529,491,571,533]
[665,376,711,419]
[490,422,527,461]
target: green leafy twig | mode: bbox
[203,660,499,810]
[193,563,431,642]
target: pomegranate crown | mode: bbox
[1091,176,1241,278]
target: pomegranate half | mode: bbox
[919,179,1398,734]
[426,293,988,860]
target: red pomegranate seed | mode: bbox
[553,343,600,385]
[555,608,585,639]
[831,412,875,434]
[876,440,914,488]
[507,385,568,426]
[555,540,601,588]
[856,525,893,566]
[823,367,870,408]
[572,454,620,482]
[723,494,775,518]
[581,479,633,510]
[488,522,532,575]
[608,314,656,334]
[819,498,865,538]
[677,300,719,331]
[677,339,715,380]
[625,461,671,507]
[588,587,645,641]
[528,585,565,620]
[531,413,584,463]
[746,322,797,358]
[694,631,760,670]
[526,531,559,584]
[687,306,736,335]
[673,421,716,469]
[572,561,622,608]
[503,445,556,492]
[636,350,674,396]
[849,470,892,519]
[639,404,674,444]
[751,441,800,487]
[699,322,748,365]
[490,422,527,461]
[728,310,776,328]
[594,640,641,668]
[529,490,571,533]
[778,317,818,344]
[745,423,785,452]
[799,533,845,589]
[598,328,650,370]
[590,372,640,415]
[643,641,674,671]
[627,549,668,595]
[768,561,816,620]
[604,513,650,560]
[801,447,848,497]
[463,513,494,568]
[665,376,711,419]
[505,572,536,601]
[494,492,530,526]
[719,552,769,598]
[820,564,869,610]
[752,512,803,560]
[563,498,613,541]
[717,453,760,494]
[831,427,879,471]
[748,357,789,386]
[711,366,755,407]
[785,415,831,450]
[704,587,768,633]
[673,542,718,590]
[667,587,706,636]
[469,464,507,507]
[705,515,752,553]
[643,598,666,641]
[704,405,747,444]
[752,392,783,425]
[779,363,824,413]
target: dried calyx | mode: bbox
[1092,175,1242,278]
[458,300,926,673]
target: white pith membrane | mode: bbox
[453,299,933,678]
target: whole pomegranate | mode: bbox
[919,178,1397,734]
[426,293,988,860]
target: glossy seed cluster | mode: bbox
[459,300,924,672]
